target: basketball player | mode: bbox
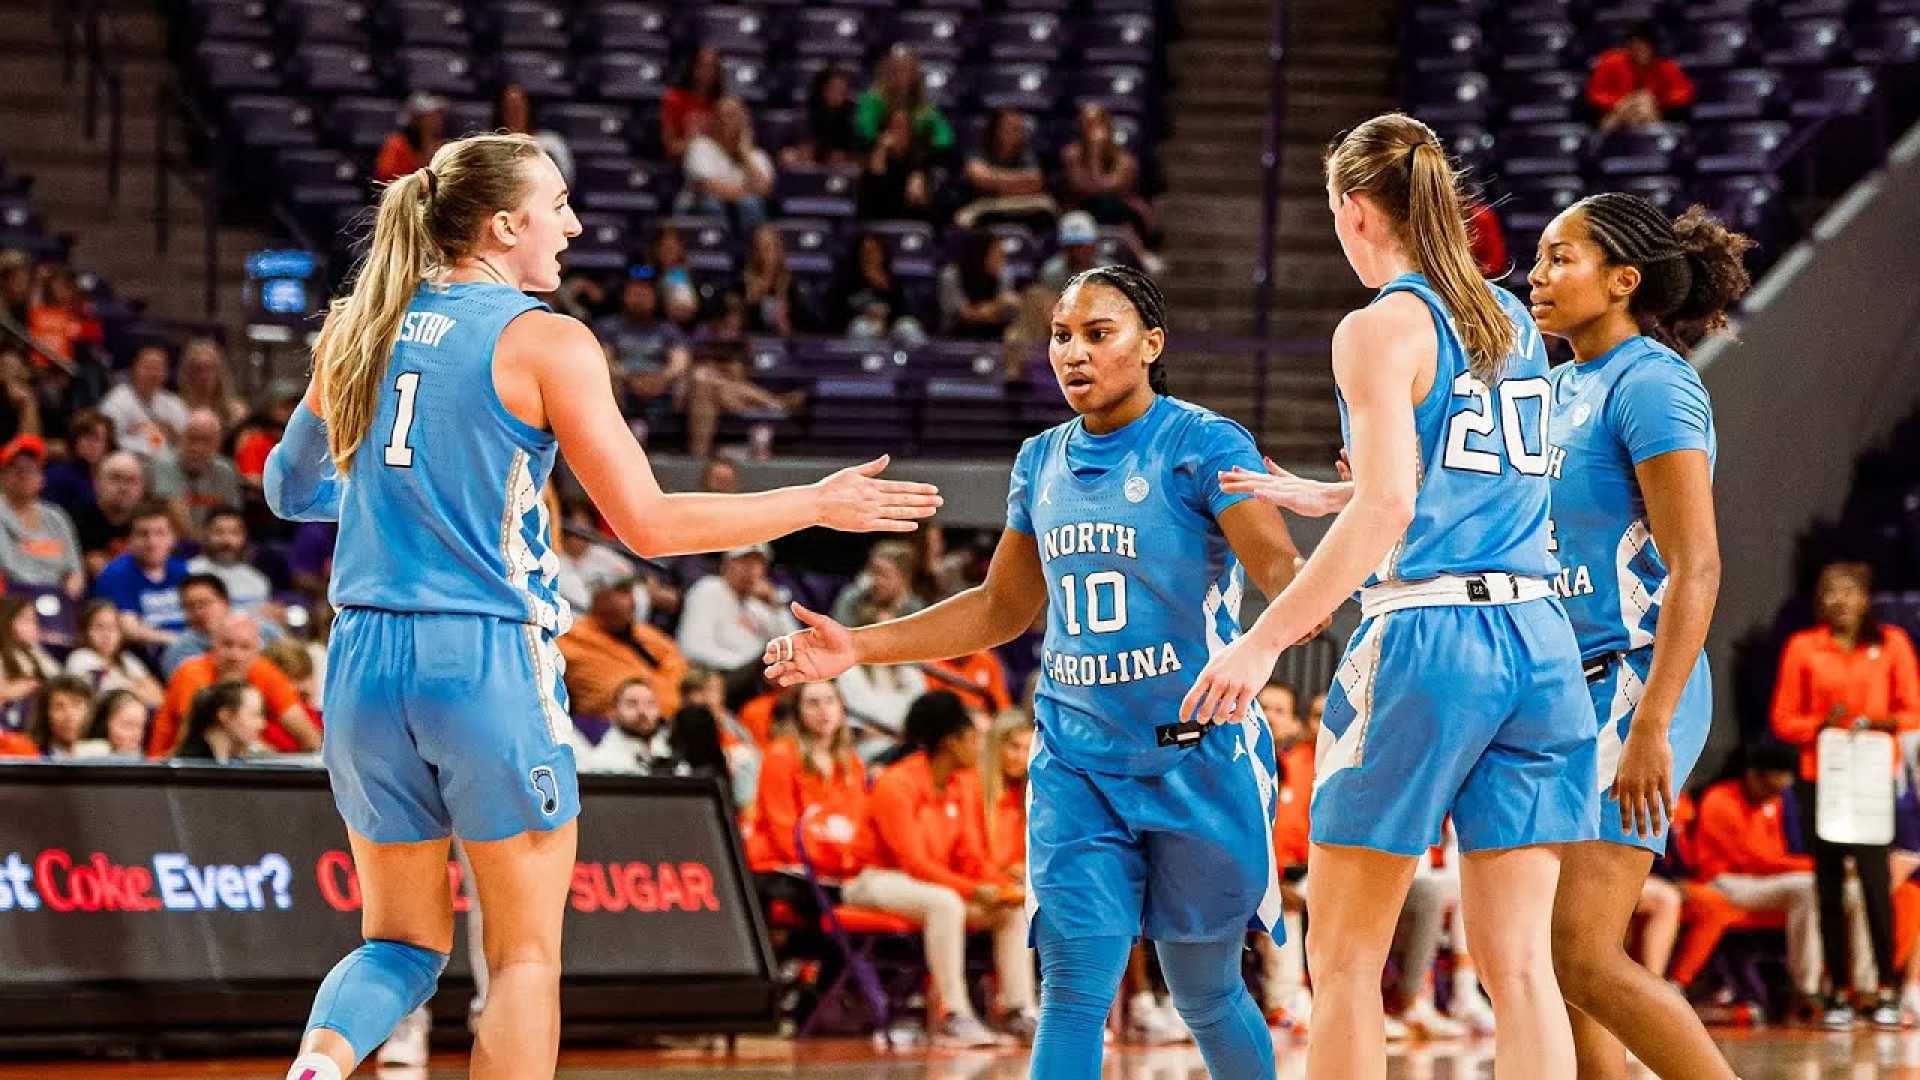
[1532,193,1749,1079]
[763,266,1303,1079]
[267,133,940,1080]
[1194,112,1598,1080]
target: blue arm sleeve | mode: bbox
[263,402,343,522]
[1609,358,1714,466]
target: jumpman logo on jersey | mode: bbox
[1038,482,1053,507]
[1232,735,1246,762]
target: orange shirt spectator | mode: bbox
[925,650,1012,715]
[1586,44,1695,114]
[26,270,103,365]
[373,93,448,183]
[1771,625,1920,781]
[1691,777,1812,883]
[990,783,1024,873]
[982,714,1033,875]
[148,653,306,756]
[557,582,688,718]
[662,47,724,159]
[855,751,1008,896]
[749,731,868,877]
[736,689,779,747]
[0,730,39,757]
[1273,740,1314,868]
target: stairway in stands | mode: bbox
[1158,0,1398,460]
[0,0,263,333]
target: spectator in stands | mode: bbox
[70,449,145,571]
[0,250,29,324]
[1773,561,1920,1027]
[24,674,93,759]
[1587,23,1695,132]
[99,345,187,460]
[263,638,321,728]
[584,677,671,772]
[150,610,318,756]
[839,232,927,348]
[161,573,247,677]
[981,710,1034,881]
[0,593,60,732]
[833,541,926,626]
[678,544,798,699]
[1059,103,1161,270]
[595,271,691,414]
[171,679,267,764]
[662,45,726,160]
[846,690,1035,1045]
[175,338,248,430]
[149,409,242,534]
[187,507,273,615]
[643,225,701,327]
[25,266,102,366]
[0,349,41,444]
[834,629,922,753]
[664,704,732,793]
[497,83,574,186]
[680,97,775,235]
[558,576,687,719]
[923,647,1012,718]
[856,46,955,158]
[957,109,1056,231]
[780,67,860,168]
[1258,680,1313,1027]
[373,91,447,183]
[44,410,112,516]
[683,666,758,800]
[702,455,740,494]
[742,226,794,336]
[939,232,1019,340]
[858,107,937,221]
[747,682,867,885]
[1691,741,1824,1004]
[77,687,148,759]
[0,434,84,598]
[1467,201,1508,278]
[554,497,637,615]
[230,378,305,488]
[1039,212,1101,296]
[92,500,188,648]
[65,599,165,708]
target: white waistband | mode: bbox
[1360,573,1553,619]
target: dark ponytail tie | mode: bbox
[415,168,437,202]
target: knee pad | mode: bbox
[307,939,450,1065]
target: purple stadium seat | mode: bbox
[392,0,473,48]
[282,0,370,45]
[1080,13,1156,65]
[688,6,772,54]
[1593,123,1688,177]
[568,211,634,272]
[914,341,1002,379]
[194,0,273,41]
[1068,65,1149,107]
[771,218,839,274]
[1670,21,1757,70]
[718,53,772,104]
[443,99,496,138]
[1499,0,1577,19]
[582,2,670,52]
[1615,174,1685,214]
[890,10,969,60]
[808,377,910,449]
[397,47,480,96]
[229,95,320,148]
[668,215,737,274]
[1414,70,1493,124]
[986,13,1065,62]
[919,58,968,109]
[1411,20,1485,72]
[747,337,791,378]
[542,103,629,156]
[985,223,1040,282]
[795,340,907,377]
[1697,174,1782,235]
[1675,0,1761,21]
[328,96,403,150]
[1499,123,1591,177]
[591,51,670,103]
[1411,0,1489,23]
[1853,16,1920,64]
[866,220,938,277]
[979,63,1059,113]
[1692,121,1791,174]
[1437,122,1497,176]
[1691,68,1786,122]
[1777,0,1852,17]
[196,42,282,92]
[1786,67,1877,118]
[756,105,804,152]
[1761,18,1850,66]
[1505,173,1585,215]
[576,157,672,214]
[1502,70,1584,125]
[776,165,859,217]
[490,0,570,50]
[1497,21,1578,73]
[497,49,575,98]
[277,148,364,214]
[789,9,871,63]
[919,0,984,11]
[295,42,380,94]
[1584,0,1663,48]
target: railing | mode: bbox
[1251,0,1291,447]
[0,311,77,378]
[50,0,123,204]
[154,80,224,318]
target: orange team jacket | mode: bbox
[748,735,869,877]
[989,779,1026,874]
[1586,48,1696,112]
[1272,741,1314,869]
[923,651,1013,715]
[147,656,309,757]
[855,751,1008,896]
[1771,624,1920,781]
[555,617,687,719]
[1690,778,1813,883]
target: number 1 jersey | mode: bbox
[329,280,570,635]
[1008,395,1266,777]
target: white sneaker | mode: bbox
[1401,995,1467,1039]
[374,1007,430,1067]
[1126,992,1187,1045]
[1451,981,1497,1036]
[935,1012,1006,1048]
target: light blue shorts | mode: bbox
[1310,597,1600,856]
[1027,716,1283,944]
[322,607,580,844]
[1591,645,1712,854]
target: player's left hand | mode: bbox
[1612,720,1674,840]
[1179,633,1281,727]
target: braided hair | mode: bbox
[1060,264,1170,393]
[1571,193,1754,355]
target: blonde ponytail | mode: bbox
[312,132,544,473]
[1326,112,1515,384]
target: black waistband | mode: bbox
[1155,721,1208,750]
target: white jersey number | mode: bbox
[1442,373,1550,476]
[384,371,421,468]
[1058,571,1129,635]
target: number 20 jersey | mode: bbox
[329,280,570,635]
[1336,272,1560,586]
[1008,395,1266,777]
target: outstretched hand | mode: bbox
[814,455,943,533]
[763,603,859,687]
[1218,457,1354,518]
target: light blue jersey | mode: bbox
[1008,395,1267,777]
[330,281,569,637]
[1548,334,1717,853]
[1338,273,1559,585]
